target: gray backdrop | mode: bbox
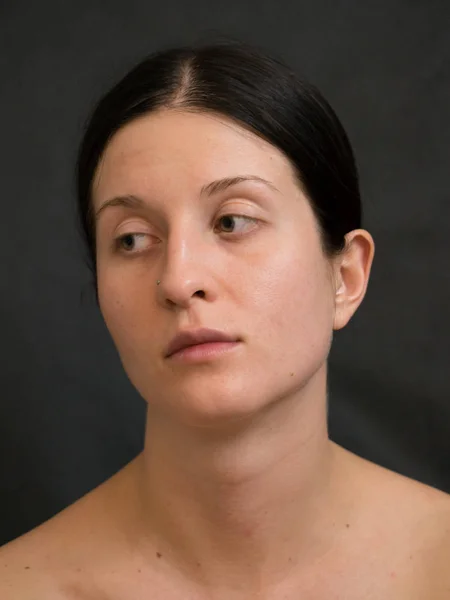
[1,0,449,546]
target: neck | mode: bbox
[132,365,351,594]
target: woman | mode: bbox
[1,39,449,599]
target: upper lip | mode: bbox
[165,328,239,357]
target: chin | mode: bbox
[150,382,269,430]
[175,400,262,430]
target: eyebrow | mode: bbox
[94,175,280,220]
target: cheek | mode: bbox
[248,246,334,369]
[97,264,155,356]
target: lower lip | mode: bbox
[168,341,240,362]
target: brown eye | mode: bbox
[215,214,258,234]
[121,234,135,250]
[116,233,150,253]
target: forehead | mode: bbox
[92,110,299,204]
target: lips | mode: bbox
[165,328,239,357]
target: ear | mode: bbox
[332,229,375,331]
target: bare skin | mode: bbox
[1,109,449,598]
[1,447,449,599]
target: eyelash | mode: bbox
[114,214,259,255]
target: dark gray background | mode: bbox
[1,0,449,546]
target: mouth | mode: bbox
[165,327,240,358]
[167,340,241,362]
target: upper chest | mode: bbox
[56,546,431,600]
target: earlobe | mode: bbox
[332,281,347,331]
[332,229,375,331]
[335,281,345,296]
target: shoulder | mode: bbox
[411,490,450,598]
[361,453,450,595]
[0,506,109,600]
[0,533,59,599]
[336,445,450,595]
[0,464,138,599]
[0,487,107,598]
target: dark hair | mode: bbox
[76,38,361,296]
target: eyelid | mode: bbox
[114,219,153,236]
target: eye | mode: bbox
[115,233,151,253]
[114,215,258,255]
[215,214,258,235]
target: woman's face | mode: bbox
[92,110,339,426]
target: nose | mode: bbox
[156,228,213,309]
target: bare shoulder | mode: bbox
[0,530,60,599]
[0,470,127,599]
[411,486,450,598]
[342,445,450,597]
[0,527,116,600]
[0,500,110,599]
[0,460,140,599]
[394,489,450,599]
